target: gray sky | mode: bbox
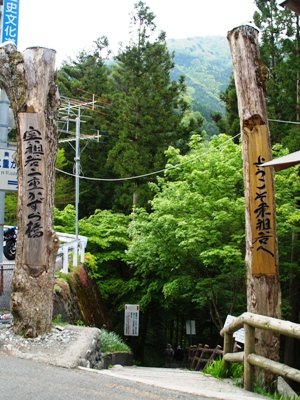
[17,0,259,67]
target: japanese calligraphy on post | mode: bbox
[19,113,47,267]
[248,124,276,276]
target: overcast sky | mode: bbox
[17,0,260,67]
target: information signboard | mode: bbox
[124,304,139,336]
[0,148,17,191]
[186,320,196,335]
[224,314,245,344]
[1,0,19,46]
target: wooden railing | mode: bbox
[220,312,300,392]
[187,344,223,370]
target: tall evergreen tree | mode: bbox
[218,1,300,149]
[253,0,300,147]
[106,1,191,212]
[56,38,114,216]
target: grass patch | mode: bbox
[203,358,243,382]
[100,329,131,353]
[254,383,297,400]
[205,360,297,399]
[52,313,68,326]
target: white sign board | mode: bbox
[186,320,196,335]
[124,304,139,336]
[0,148,17,191]
[224,315,245,344]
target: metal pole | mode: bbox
[0,89,9,264]
[74,110,80,266]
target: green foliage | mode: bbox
[4,193,17,226]
[203,359,243,381]
[52,314,67,326]
[254,383,296,400]
[168,36,232,136]
[105,1,195,212]
[127,134,246,332]
[78,209,131,306]
[252,0,299,147]
[55,1,230,214]
[55,148,74,209]
[54,204,76,233]
[100,329,131,353]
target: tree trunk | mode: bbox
[227,26,281,387]
[0,44,60,337]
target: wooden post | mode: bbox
[227,26,281,386]
[223,332,234,374]
[244,324,255,391]
[0,44,60,337]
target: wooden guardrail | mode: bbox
[220,312,300,392]
[187,344,223,370]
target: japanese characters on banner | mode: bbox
[247,124,276,276]
[1,0,19,46]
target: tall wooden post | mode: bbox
[0,44,60,337]
[227,26,281,386]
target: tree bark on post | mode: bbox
[0,44,60,337]
[227,26,281,387]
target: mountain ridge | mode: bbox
[167,35,232,135]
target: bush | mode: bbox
[100,329,131,353]
[203,358,243,382]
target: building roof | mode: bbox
[261,150,300,171]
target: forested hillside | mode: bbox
[168,36,232,135]
[5,0,300,373]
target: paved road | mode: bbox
[0,354,267,400]
[0,355,220,400]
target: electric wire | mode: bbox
[269,118,300,125]
[55,114,300,183]
[55,131,242,182]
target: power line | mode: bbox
[55,132,242,182]
[268,118,300,125]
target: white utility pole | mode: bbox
[74,111,81,266]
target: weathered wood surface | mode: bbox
[221,312,300,339]
[221,312,300,391]
[227,26,281,384]
[248,354,300,384]
[0,44,60,337]
[227,25,279,278]
[223,351,244,363]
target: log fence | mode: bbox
[187,343,223,370]
[220,312,300,392]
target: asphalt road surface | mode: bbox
[0,355,218,400]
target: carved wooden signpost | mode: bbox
[227,26,281,385]
[0,44,60,337]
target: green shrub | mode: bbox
[52,314,68,326]
[203,358,243,382]
[100,329,131,353]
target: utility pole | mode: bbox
[227,25,281,388]
[58,96,99,266]
[74,111,80,266]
